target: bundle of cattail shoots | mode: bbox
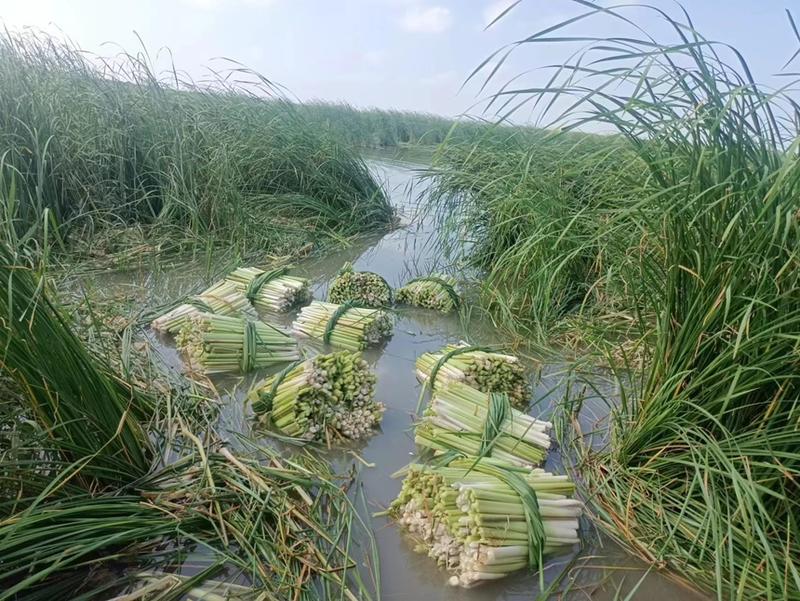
[396,274,461,312]
[292,301,393,351]
[416,344,529,408]
[416,382,551,467]
[226,265,311,312]
[176,313,298,374]
[151,280,250,333]
[328,262,391,307]
[249,351,384,442]
[388,456,580,588]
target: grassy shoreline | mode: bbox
[0,29,394,264]
[427,5,800,599]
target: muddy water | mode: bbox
[93,154,706,600]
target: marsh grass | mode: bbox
[427,129,645,344]
[295,101,513,149]
[433,2,800,598]
[0,29,393,260]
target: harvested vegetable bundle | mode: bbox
[388,457,580,588]
[328,262,392,307]
[396,274,461,312]
[176,313,298,374]
[226,265,311,312]
[416,382,551,467]
[151,280,250,333]
[416,344,529,408]
[292,301,393,351]
[250,350,384,441]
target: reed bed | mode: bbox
[436,4,800,598]
[250,350,384,442]
[388,457,579,588]
[0,29,393,258]
[150,280,251,333]
[294,101,497,148]
[328,262,392,307]
[292,301,393,350]
[0,445,378,600]
[416,344,529,408]
[396,274,461,312]
[225,265,311,312]
[176,313,299,374]
[427,131,640,343]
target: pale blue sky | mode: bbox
[2,1,797,118]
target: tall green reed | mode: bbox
[0,29,392,258]
[427,129,644,343]
[295,100,504,148]
[0,244,153,485]
[435,2,800,598]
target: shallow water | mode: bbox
[86,153,706,601]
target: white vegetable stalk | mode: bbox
[416,382,552,467]
[292,301,393,351]
[416,343,530,408]
[176,312,298,374]
[249,350,384,442]
[225,266,311,313]
[396,274,461,312]
[151,280,250,333]
[388,457,581,588]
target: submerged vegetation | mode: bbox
[430,4,800,599]
[0,30,393,261]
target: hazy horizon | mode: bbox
[3,1,798,122]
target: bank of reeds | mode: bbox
[296,101,502,148]
[0,30,393,260]
[428,129,644,344]
[432,3,800,599]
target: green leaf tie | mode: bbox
[242,321,258,372]
[405,275,461,309]
[478,392,511,457]
[323,300,362,344]
[246,265,290,302]
[427,344,491,390]
[186,297,214,314]
[252,358,304,414]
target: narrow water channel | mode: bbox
[90,154,707,600]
